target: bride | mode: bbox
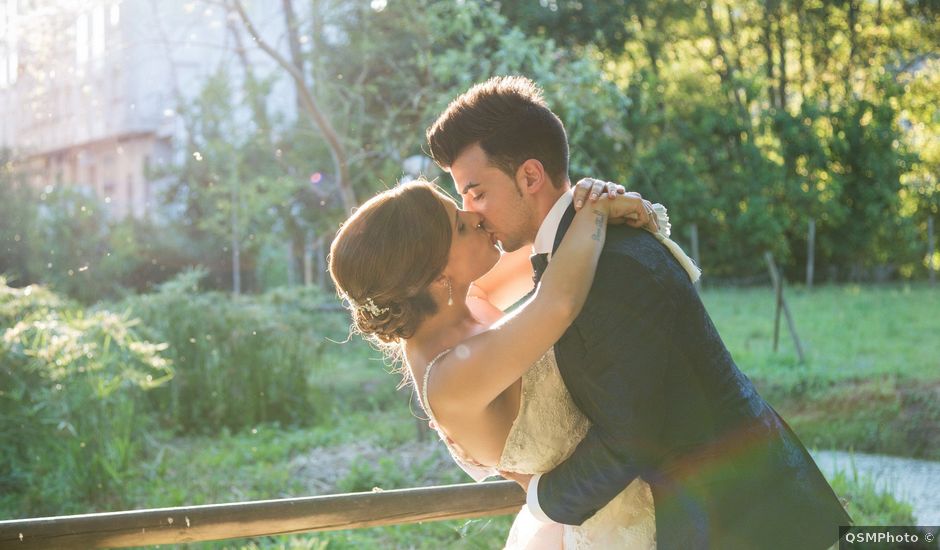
[329,178,697,548]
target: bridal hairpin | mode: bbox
[347,295,390,316]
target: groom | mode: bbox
[427,76,850,549]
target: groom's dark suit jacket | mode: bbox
[539,205,851,549]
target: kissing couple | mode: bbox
[329,76,850,549]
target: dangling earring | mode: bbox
[446,278,454,306]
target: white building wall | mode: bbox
[0,0,299,219]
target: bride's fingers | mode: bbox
[588,179,607,203]
[573,178,602,209]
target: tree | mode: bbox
[0,151,38,287]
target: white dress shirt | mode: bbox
[525,189,574,524]
[533,190,574,258]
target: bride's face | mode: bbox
[439,198,501,285]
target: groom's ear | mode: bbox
[515,159,549,196]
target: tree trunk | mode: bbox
[316,236,328,289]
[776,8,788,111]
[281,0,307,113]
[230,0,357,213]
[761,1,778,109]
[702,1,751,136]
[845,0,859,95]
[303,230,314,286]
[231,174,242,295]
[286,239,296,286]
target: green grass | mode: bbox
[5,284,936,547]
[828,469,916,526]
[701,283,940,384]
[701,283,940,459]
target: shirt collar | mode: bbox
[533,190,573,258]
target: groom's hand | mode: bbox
[499,469,534,491]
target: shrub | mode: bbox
[117,269,336,434]
[0,279,172,515]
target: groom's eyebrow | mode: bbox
[460,181,479,195]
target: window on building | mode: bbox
[91,5,105,60]
[76,12,89,66]
[1,0,18,88]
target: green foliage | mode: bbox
[307,0,633,198]
[158,68,309,292]
[115,269,336,434]
[1,284,931,546]
[0,152,38,287]
[0,280,172,515]
[27,185,114,303]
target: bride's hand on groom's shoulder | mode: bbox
[573,178,658,232]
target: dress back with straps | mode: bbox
[418,348,656,549]
[419,348,589,480]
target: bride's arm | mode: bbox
[427,196,611,415]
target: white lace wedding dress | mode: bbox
[420,348,656,549]
[418,205,698,549]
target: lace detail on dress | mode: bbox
[417,337,658,547]
[496,349,589,474]
[498,349,657,549]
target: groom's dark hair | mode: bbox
[427,76,569,188]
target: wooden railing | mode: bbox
[0,481,525,549]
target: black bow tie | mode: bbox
[530,253,549,285]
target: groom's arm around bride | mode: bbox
[528,217,852,549]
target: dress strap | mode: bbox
[420,349,450,425]
[417,348,496,482]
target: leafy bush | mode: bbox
[116,269,337,434]
[0,279,172,515]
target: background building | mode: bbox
[0,0,296,219]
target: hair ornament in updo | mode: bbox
[348,295,390,317]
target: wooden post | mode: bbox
[929,215,936,286]
[806,218,816,289]
[690,223,701,290]
[772,259,783,352]
[0,482,525,549]
[764,252,806,363]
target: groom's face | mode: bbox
[450,144,537,253]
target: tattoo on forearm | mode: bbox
[592,210,604,241]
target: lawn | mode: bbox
[113,284,935,548]
[5,284,933,548]
[701,284,940,459]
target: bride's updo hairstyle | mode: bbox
[329,180,453,344]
